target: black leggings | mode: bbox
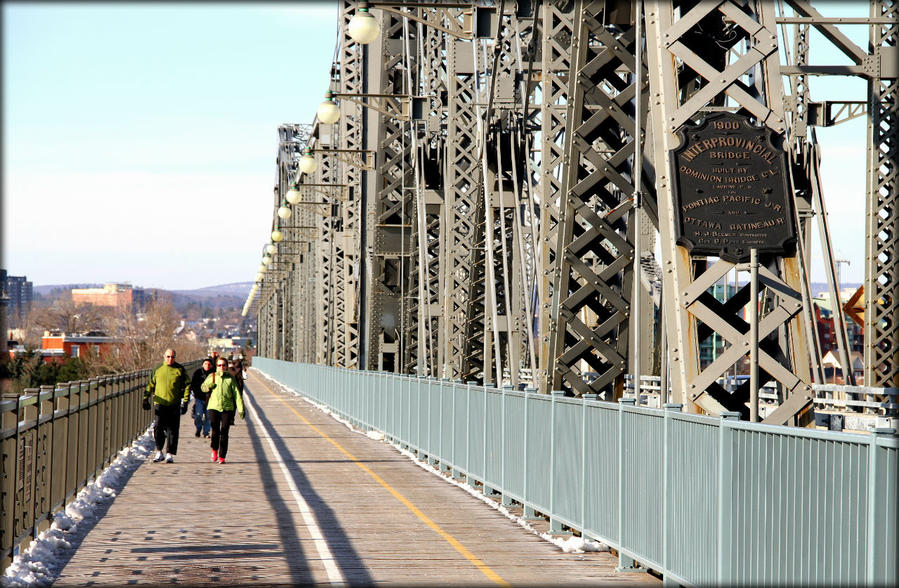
[153,404,181,454]
[209,409,236,458]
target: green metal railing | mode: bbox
[254,357,899,586]
[0,360,200,572]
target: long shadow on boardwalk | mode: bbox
[244,415,317,586]
[247,393,375,585]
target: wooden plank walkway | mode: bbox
[52,370,658,586]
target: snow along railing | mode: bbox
[254,357,899,586]
[0,360,200,572]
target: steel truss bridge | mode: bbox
[248,0,898,427]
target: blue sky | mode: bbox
[3,2,871,290]
[3,2,338,290]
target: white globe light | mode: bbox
[317,98,340,124]
[278,205,292,219]
[285,186,301,204]
[299,153,317,175]
[255,273,263,282]
[265,244,276,255]
[258,264,267,273]
[271,229,283,242]
[348,8,379,44]
[262,255,272,266]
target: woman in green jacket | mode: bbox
[201,357,245,464]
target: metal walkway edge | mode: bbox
[51,371,656,585]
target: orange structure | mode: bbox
[40,331,120,364]
[71,284,133,310]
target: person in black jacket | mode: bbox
[190,357,215,437]
[229,358,245,397]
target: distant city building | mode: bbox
[812,290,865,384]
[1,269,34,328]
[699,283,742,370]
[40,330,120,364]
[207,336,241,356]
[812,292,864,355]
[71,283,154,313]
[821,350,864,384]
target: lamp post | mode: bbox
[348,1,380,44]
[285,185,302,204]
[299,147,318,175]
[317,91,341,124]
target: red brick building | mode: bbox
[40,331,120,364]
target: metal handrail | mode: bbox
[254,357,898,587]
[0,360,200,572]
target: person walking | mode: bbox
[190,357,214,438]
[229,357,245,397]
[202,356,245,464]
[143,348,190,463]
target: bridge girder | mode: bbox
[250,0,897,425]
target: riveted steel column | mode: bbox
[865,0,899,388]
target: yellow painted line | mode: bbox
[250,375,509,586]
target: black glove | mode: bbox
[180,401,188,415]
[142,398,151,411]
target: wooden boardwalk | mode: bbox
[53,370,658,586]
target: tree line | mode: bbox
[2,295,208,396]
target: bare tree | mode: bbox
[81,297,205,374]
[30,298,111,335]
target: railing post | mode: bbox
[523,387,538,519]
[582,394,598,531]
[867,427,897,584]
[500,385,511,504]
[35,385,54,537]
[717,411,741,584]
[0,394,18,570]
[662,402,682,585]
[617,397,642,571]
[439,379,449,472]
[549,390,565,532]
[451,380,461,478]
[467,381,476,488]
[482,383,489,492]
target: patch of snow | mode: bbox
[1,431,155,588]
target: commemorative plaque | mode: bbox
[671,112,795,262]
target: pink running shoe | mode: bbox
[211,450,218,462]
[217,457,226,464]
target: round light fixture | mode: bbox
[285,185,301,204]
[271,229,283,242]
[299,148,317,175]
[255,273,263,282]
[277,205,292,219]
[265,244,276,255]
[262,255,272,266]
[317,91,340,124]
[348,7,379,44]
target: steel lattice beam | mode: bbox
[249,0,896,426]
[865,0,898,388]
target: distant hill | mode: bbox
[33,283,103,297]
[33,282,254,310]
[171,282,253,298]
[168,282,253,310]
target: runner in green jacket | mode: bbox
[201,357,245,464]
